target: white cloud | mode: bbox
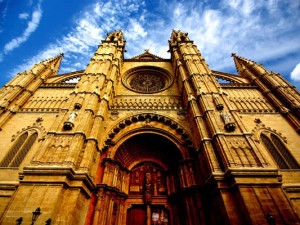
[126,19,147,40]
[156,0,300,74]
[291,63,300,81]
[7,0,144,77]
[19,12,29,20]
[7,0,300,84]
[4,3,42,54]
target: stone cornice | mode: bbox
[20,166,96,197]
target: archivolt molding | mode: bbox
[101,113,193,152]
[11,119,47,142]
[251,122,287,144]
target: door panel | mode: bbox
[127,205,146,225]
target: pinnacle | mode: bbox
[231,53,258,65]
[232,53,269,77]
[232,53,246,74]
[32,53,64,76]
[40,53,64,63]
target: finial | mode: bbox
[231,53,236,57]
[144,49,149,53]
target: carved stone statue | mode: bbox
[221,111,236,131]
[63,110,78,130]
[144,171,152,204]
[221,111,231,124]
[68,111,78,123]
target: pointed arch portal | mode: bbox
[116,133,182,225]
[115,133,183,170]
[92,131,201,225]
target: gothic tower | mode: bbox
[0,30,299,225]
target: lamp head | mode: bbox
[32,207,41,222]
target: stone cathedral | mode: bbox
[0,30,300,225]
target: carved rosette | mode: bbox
[130,73,164,93]
[122,66,173,94]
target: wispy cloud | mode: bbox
[3,2,42,54]
[19,12,29,20]
[8,0,145,75]
[7,0,300,85]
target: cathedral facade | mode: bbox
[0,30,300,225]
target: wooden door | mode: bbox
[127,205,146,225]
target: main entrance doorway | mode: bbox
[125,161,170,225]
[113,133,182,225]
[93,132,200,225]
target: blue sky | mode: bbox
[1,0,300,89]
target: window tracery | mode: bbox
[122,66,173,94]
[0,130,38,167]
[129,72,165,93]
[261,132,299,169]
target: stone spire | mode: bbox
[28,53,64,77]
[232,53,300,131]
[0,53,64,128]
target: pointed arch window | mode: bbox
[0,131,38,167]
[261,132,299,169]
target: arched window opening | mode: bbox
[0,131,38,167]
[261,132,299,169]
[270,134,299,169]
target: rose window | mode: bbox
[122,66,173,94]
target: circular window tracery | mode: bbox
[122,66,173,94]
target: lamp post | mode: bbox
[31,207,41,225]
[16,217,23,225]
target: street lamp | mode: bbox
[31,207,41,225]
[45,218,52,225]
[16,217,22,225]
